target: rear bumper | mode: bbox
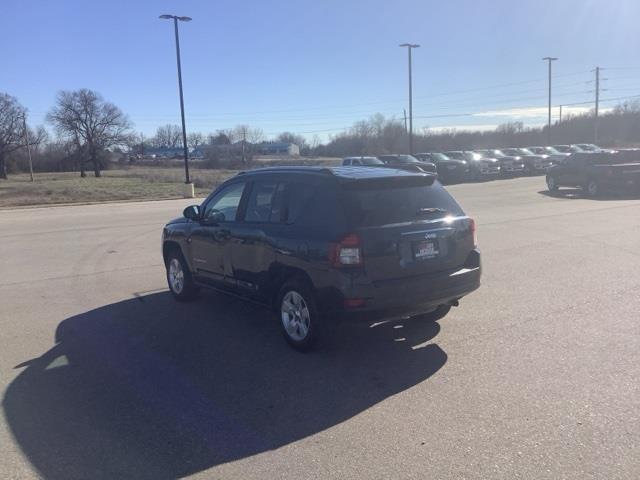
[325,249,481,322]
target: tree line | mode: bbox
[4,87,640,180]
[0,89,311,179]
[313,101,640,157]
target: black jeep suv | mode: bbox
[162,166,481,351]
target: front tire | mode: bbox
[277,280,321,352]
[585,179,600,197]
[546,175,558,192]
[166,250,198,301]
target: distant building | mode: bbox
[259,142,300,156]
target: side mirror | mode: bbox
[183,205,200,221]
[203,209,225,226]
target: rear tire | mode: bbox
[546,175,558,192]
[277,279,323,352]
[166,249,198,301]
[414,305,452,322]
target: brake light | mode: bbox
[470,218,477,247]
[330,233,363,267]
[343,298,366,308]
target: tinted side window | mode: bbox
[245,181,278,223]
[284,182,317,224]
[203,182,246,222]
[269,183,286,223]
[294,182,341,231]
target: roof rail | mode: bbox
[232,166,336,176]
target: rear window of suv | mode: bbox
[342,180,464,227]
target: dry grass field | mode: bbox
[0,167,237,207]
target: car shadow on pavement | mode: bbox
[538,189,640,201]
[3,290,446,480]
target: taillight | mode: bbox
[470,218,477,247]
[330,233,363,267]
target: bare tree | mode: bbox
[0,93,27,179]
[218,128,236,144]
[209,131,231,145]
[153,124,182,148]
[47,89,131,177]
[233,125,250,146]
[276,131,307,150]
[247,127,264,144]
[187,132,204,149]
[233,125,264,144]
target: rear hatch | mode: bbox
[340,176,475,282]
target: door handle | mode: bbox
[214,229,231,240]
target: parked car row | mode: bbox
[342,154,437,174]
[545,150,640,197]
[343,144,615,185]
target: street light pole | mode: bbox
[543,57,558,145]
[160,14,192,186]
[400,43,420,155]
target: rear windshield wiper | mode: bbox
[416,207,448,215]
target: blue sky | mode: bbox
[2,0,640,141]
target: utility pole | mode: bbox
[241,128,246,164]
[594,66,600,143]
[559,105,563,123]
[160,14,193,191]
[400,43,420,155]
[21,115,34,182]
[543,57,558,145]
[403,108,408,133]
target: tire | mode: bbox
[585,179,600,197]
[546,175,558,192]
[166,249,198,301]
[277,279,322,352]
[413,305,451,322]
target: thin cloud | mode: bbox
[472,106,612,118]
[424,124,500,133]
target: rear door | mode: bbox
[227,178,285,299]
[341,177,474,282]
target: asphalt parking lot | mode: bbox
[1,176,639,480]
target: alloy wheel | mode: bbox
[281,291,311,341]
[168,258,184,294]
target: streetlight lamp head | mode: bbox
[177,16,192,22]
[159,14,174,19]
[542,57,558,61]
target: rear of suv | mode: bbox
[162,167,481,351]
